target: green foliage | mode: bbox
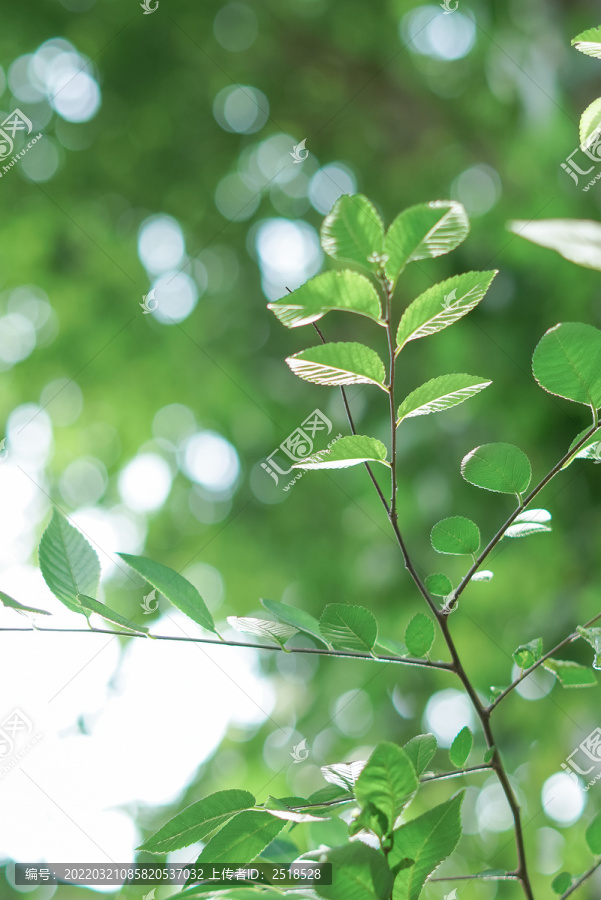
[402,734,437,776]
[315,843,394,900]
[138,790,256,853]
[39,509,100,615]
[461,443,532,496]
[510,218,601,271]
[77,594,148,635]
[585,811,601,853]
[580,97,601,146]
[267,270,383,328]
[552,872,573,893]
[319,603,378,653]
[543,659,598,688]
[118,553,217,634]
[395,271,497,351]
[295,435,390,469]
[431,516,481,555]
[576,626,601,669]
[504,509,552,538]
[384,201,469,284]
[563,427,601,467]
[532,322,601,409]
[396,374,491,424]
[389,793,465,900]
[193,810,285,864]
[260,597,331,647]
[355,743,418,833]
[227,616,298,650]
[572,25,601,57]
[512,637,543,669]
[404,614,435,657]
[424,574,453,597]
[320,194,385,273]
[286,342,387,390]
[449,727,473,767]
[0,591,50,617]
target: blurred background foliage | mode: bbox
[1,0,601,897]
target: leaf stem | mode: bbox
[420,763,492,783]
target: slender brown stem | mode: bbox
[420,763,492,783]
[560,859,601,898]
[0,625,452,669]
[448,422,601,612]
[489,608,601,713]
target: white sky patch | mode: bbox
[180,431,240,494]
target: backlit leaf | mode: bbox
[268,270,383,328]
[355,742,418,833]
[397,374,491,423]
[508,218,601,271]
[138,790,256,853]
[320,194,385,271]
[286,342,387,390]
[118,554,217,634]
[384,201,469,284]
[403,734,437,776]
[532,322,601,408]
[449,727,472,767]
[294,435,389,469]
[260,597,330,647]
[461,443,532,495]
[227,616,298,649]
[404,614,435,657]
[77,595,148,634]
[562,426,601,468]
[321,760,366,792]
[194,809,285,864]
[395,271,497,351]
[39,509,100,615]
[577,626,601,669]
[504,509,552,538]
[317,843,394,900]
[580,97,601,148]
[543,659,597,688]
[431,517,480,555]
[572,25,601,58]
[424,574,453,597]
[0,591,50,617]
[319,603,378,652]
[512,637,543,669]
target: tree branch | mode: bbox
[560,859,601,898]
[0,625,453,669]
[420,764,492,783]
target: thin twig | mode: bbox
[420,764,492,783]
[0,625,453,669]
[560,859,601,898]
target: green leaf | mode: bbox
[424,574,453,597]
[396,374,491,423]
[580,97,601,148]
[227,616,298,650]
[504,509,552,538]
[471,570,494,582]
[533,323,601,408]
[431,516,480,556]
[449,727,473,768]
[375,637,409,657]
[0,591,50,616]
[137,789,256,853]
[316,843,394,900]
[390,792,464,900]
[404,614,435,657]
[483,747,496,764]
[461,443,532,495]
[562,427,601,468]
[260,597,330,647]
[355,743,419,833]
[319,603,378,652]
[267,270,383,329]
[77,595,148,634]
[321,760,366,792]
[552,872,573,894]
[586,811,601,853]
[543,659,598,688]
[117,554,217,634]
[294,435,389,470]
[512,637,543,670]
[39,509,100,615]
[320,194,385,271]
[572,25,601,58]
[286,342,387,390]
[384,201,469,284]
[395,271,497,351]
[402,734,437,776]
[194,809,285,864]
[508,219,601,271]
[577,626,601,670]
[350,802,390,840]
